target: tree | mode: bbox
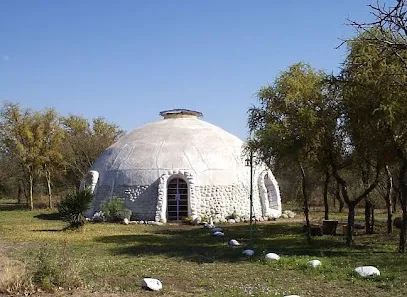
[39,108,63,208]
[0,103,43,210]
[340,28,407,251]
[348,0,407,65]
[248,63,336,242]
[0,150,21,200]
[61,115,124,188]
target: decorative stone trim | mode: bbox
[80,170,99,193]
[258,170,269,217]
[258,169,282,219]
[155,170,196,223]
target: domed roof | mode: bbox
[91,109,248,186]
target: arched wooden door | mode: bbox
[167,178,188,221]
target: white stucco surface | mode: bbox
[86,110,281,222]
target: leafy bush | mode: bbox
[116,208,132,221]
[57,188,93,230]
[181,216,194,225]
[227,210,239,220]
[100,196,125,222]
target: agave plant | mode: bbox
[57,188,93,230]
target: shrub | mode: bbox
[116,208,132,221]
[181,216,194,225]
[227,210,239,220]
[100,196,125,222]
[57,188,93,230]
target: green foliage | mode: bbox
[61,115,124,188]
[57,188,93,229]
[181,216,194,225]
[0,102,45,210]
[249,62,337,167]
[228,210,239,220]
[100,196,125,221]
[116,208,132,221]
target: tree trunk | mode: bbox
[393,190,399,213]
[323,171,330,220]
[362,167,374,234]
[46,169,53,208]
[29,175,34,211]
[385,165,393,234]
[331,160,381,247]
[371,204,375,233]
[365,200,374,234]
[347,202,356,246]
[299,162,311,243]
[335,182,344,212]
[17,182,22,204]
[399,190,407,253]
[398,161,407,253]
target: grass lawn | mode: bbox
[0,204,407,296]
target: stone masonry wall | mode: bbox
[91,182,159,221]
[196,183,262,220]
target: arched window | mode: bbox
[167,178,188,221]
[264,173,278,209]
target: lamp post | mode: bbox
[245,150,254,246]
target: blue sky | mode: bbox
[1,0,376,140]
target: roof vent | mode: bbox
[160,109,203,119]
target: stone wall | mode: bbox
[196,184,262,220]
[89,169,280,222]
[90,182,159,221]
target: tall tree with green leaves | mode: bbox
[61,115,124,188]
[340,28,407,251]
[0,102,43,210]
[248,63,336,242]
[39,108,63,208]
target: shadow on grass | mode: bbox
[33,212,62,221]
[94,222,393,263]
[32,229,62,232]
[0,202,27,211]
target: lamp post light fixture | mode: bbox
[245,149,254,247]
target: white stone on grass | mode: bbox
[210,227,223,234]
[228,239,240,246]
[141,278,163,291]
[203,222,215,229]
[265,253,280,261]
[285,295,301,297]
[213,231,224,237]
[354,266,380,277]
[242,249,255,256]
[123,218,129,225]
[308,259,321,267]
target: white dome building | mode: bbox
[83,109,281,223]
